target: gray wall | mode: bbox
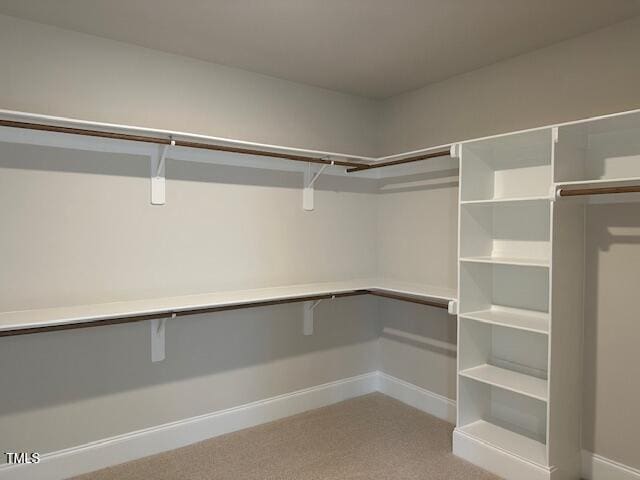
[582,204,640,469]
[375,159,459,402]
[373,16,640,471]
[378,16,640,155]
[0,142,381,456]
[0,14,380,157]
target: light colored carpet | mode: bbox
[72,393,501,480]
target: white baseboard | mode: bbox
[3,372,635,480]
[453,428,556,480]
[376,371,457,423]
[582,451,640,480]
[0,372,378,480]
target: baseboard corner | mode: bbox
[581,450,640,480]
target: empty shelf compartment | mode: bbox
[458,379,548,466]
[458,420,547,466]
[459,262,549,314]
[460,129,553,202]
[555,111,640,183]
[460,199,550,266]
[459,318,548,401]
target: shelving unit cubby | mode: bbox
[459,129,553,202]
[555,110,640,184]
[459,199,551,266]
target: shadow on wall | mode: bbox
[378,298,457,400]
[582,203,640,465]
[0,141,381,420]
[377,169,459,194]
[0,142,379,193]
[0,296,380,417]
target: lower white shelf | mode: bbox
[458,420,547,466]
[460,306,549,334]
[459,364,548,402]
[0,278,457,334]
[460,256,549,268]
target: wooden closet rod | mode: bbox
[0,289,449,338]
[0,119,367,169]
[0,291,369,337]
[558,185,640,197]
[346,149,451,172]
[367,290,450,310]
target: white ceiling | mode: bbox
[1,0,639,99]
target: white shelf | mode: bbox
[371,279,456,303]
[0,278,457,334]
[460,195,551,205]
[460,364,548,402]
[460,306,549,334]
[460,256,549,268]
[458,420,547,466]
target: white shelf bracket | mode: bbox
[449,144,460,159]
[151,313,175,362]
[552,127,559,144]
[303,295,334,335]
[447,299,458,315]
[303,159,333,211]
[150,139,175,205]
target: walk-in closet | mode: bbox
[1,3,639,480]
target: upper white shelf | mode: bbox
[0,279,457,334]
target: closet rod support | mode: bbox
[151,139,175,205]
[303,295,335,336]
[151,313,175,363]
[557,185,640,198]
[303,160,333,211]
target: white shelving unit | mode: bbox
[454,109,640,478]
[454,129,561,479]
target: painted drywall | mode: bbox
[0,142,381,457]
[378,16,640,155]
[0,14,380,158]
[583,203,640,470]
[375,158,459,401]
[374,17,640,472]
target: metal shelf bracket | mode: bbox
[303,158,334,211]
[151,139,175,205]
[303,295,334,335]
[151,312,175,362]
